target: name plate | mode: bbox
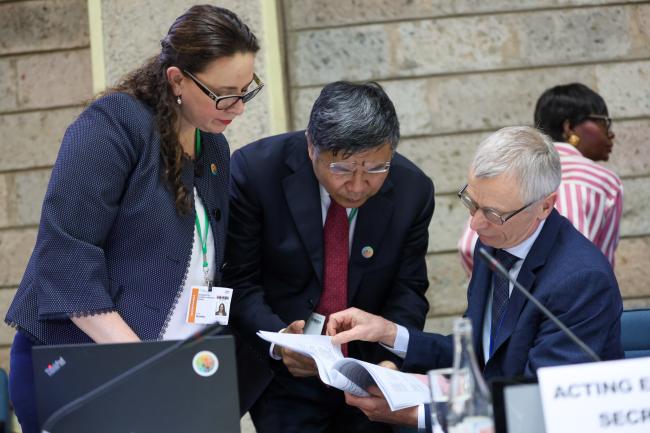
[538,357,650,433]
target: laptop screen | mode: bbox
[491,377,547,433]
[32,336,240,433]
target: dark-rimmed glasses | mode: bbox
[587,114,612,132]
[457,184,535,225]
[183,70,264,110]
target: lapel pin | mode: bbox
[210,163,217,175]
[361,246,374,259]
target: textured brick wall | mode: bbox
[0,0,92,373]
[283,0,650,333]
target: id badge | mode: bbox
[303,312,326,335]
[186,286,233,325]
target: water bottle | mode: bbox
[446,318,494,433]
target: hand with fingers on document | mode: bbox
[257,330,429,411]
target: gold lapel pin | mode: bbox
[210,163,217,175]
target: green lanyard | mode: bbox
[193,129,210,285]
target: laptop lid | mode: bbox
[32,336,240,433]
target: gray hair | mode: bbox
[306,81,400,156]
[471,126,561,203]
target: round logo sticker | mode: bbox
[361,246,374,259]
[192,351,219,377]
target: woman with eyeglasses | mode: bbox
[5,5,263,432]
[459,83,623,274]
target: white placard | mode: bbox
[538,357,650,433]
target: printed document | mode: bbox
[257,331,429,411]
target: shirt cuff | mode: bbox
[418,403,426,431]
[268,327,287,360]
[379,324,409,358]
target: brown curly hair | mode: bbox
[108,5,259,213]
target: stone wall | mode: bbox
[283,0,650,333]
[0,0,92,372]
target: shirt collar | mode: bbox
[504,219,546,261]
[555,141,582,157]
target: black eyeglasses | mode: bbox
[183,70,264,110]
[586,114,612,132]
[457,184,535,225]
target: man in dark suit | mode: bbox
[224,81,435,433]
[326,126,623,431]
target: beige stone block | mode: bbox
[290,87,320,131]
[0,57,17,112]
[288,24,391,87]
[0,176,8,227]
[288,5,650,86]
[399,133,486,194]
[596,61,650,119]
[425,253,470,317]
[424,314,457,335]
[0,346,10,374]
[0,0,89,55]
[0,228,36,287]
[0,289,17,345]
[284,0,631,30]
[0,169,51,229]
[0,107,82,171]
[428,194,468,253]
[623,297,650,310]
[615,236,650,299]
[620,178,650,238]
[603,119,650,178]
[16,50,92,110]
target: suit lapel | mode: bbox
[467,243,494,357]
[282,145,325,286]
[490,210,563,356]
[348,184,394,302]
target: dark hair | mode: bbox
[109,5,259,213]
[534,83,608,142]
[306,81,400,157]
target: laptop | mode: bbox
[491,377,546,433]
[32,336,240,433]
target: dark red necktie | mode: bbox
[317,199,349,356]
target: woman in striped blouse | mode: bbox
[459,83,623,274]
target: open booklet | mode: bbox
[257,330,430,411]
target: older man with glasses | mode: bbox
[223,81,435,433]
[325,126,623,432]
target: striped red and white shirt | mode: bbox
[458,142,623,275]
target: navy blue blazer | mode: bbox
[224,131,435,365]
[6,92,231,343]
[402,209,623,379]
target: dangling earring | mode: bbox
[567,134,580,146]
[176,95,182,105]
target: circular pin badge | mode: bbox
[192,350,219,377]
[361,246,374,259]
[210,163,218,175]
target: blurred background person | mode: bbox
[459,83,623,274]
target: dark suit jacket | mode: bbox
[225,131,435,368]
[402,209,623,379]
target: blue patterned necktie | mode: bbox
[490,249,520,355]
